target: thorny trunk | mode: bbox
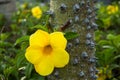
[0,0,16,21]
[0,0,16,32]
[47,0,98,80]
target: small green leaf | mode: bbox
[30,73,45,80]
[113,35,120,48]
[15,53,26,68]
[109,64,120,70]
[0,41,12,47]
[31,25,48,32]
[25,63,33,79]
[97,48,115,66]
[64,32,79,40]
[107,34,115,40]
[21,42,29,50]
[3,67,14,78]
[98,40,110,46]
[15,36,29,45]
[30,76,44,80]
[113,55,120,60]
[0,33,10,41]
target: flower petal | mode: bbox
[30,30,49,47]
[25,46,43,64]
[50,32,67,49]
[34,56,54,76]
[31,6,42,19]
[51,48,69,68]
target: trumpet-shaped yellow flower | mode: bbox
[31,6,42,19]
[25,30,69,76]
[107,5,118,14]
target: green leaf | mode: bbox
[98,40,111,46]
[95,30,103,41]
[0,41,12,47]
[107,34,115,40]
[30,73,45,80]
[113,55,120,60]
[31,25,48,32]
[3,67,14,78]
[96,48,115,66]
[30,76,44,80]
[15,36,29,45]
[15,53,26,68]
[64,32,79,40]
[25,63,33,79]
[113,35,120,48]
[0,33,10,41]
[109,64,120,70]
[21,42,29,50]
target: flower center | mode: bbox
[35,10,39,14]
[43,45,52,55]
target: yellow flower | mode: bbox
[25,30,69,76]
[97,66,112,80]
[31,6,42,19]
[97,69,106,80]
[107,5,118,14]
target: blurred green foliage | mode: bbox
[96,3,120,30]
[0,14,6,28]
[96,1,120,80]
[0,1,49,80]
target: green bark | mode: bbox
[47,0,97,80]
